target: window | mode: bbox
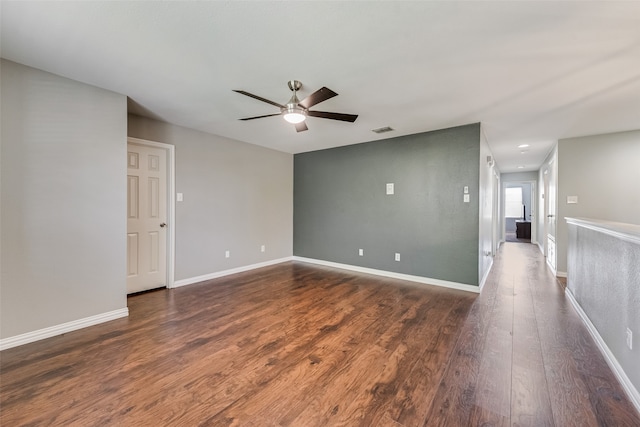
[505,187,523,218]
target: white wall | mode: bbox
[478,127,497,286]
[1,60,128,339]
[556,130,640,273]
[127,115,293,281]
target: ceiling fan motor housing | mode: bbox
[285,80,304,111]
[283,80,306,123]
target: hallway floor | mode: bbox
[505,231,531,243]
[430,242,640,425]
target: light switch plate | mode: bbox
[464,186,469,194]
[358,249,363,256]
[464,194,470,203]
[177,192,183,202]
[386,183,394,195]
[567,196,578,204]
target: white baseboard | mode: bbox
[173,257,293,288]
[293,257,480,294]
[0,308,129,351]
[546,260,557,276]
[537,241,544,254]
[479,258,494,291]
[565,289,640,413]
[556,271,567,278]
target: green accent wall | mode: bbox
[294,123,481,286]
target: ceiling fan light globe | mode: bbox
[284,112,306,124]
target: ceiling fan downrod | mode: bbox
[286,80,302,106]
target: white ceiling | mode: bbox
[2,1,639,173]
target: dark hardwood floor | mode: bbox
[1,243,639,426]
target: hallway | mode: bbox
[434,241,640,425]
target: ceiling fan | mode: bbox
[233,80,358,132]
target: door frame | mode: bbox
[542,153,557,273]
[127,137,175,289]
[501,179,537,244]
[492,170,501,255]
[543,169,549,257]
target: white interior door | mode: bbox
[127,143,167,294]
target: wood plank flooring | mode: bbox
[1,243,639,426]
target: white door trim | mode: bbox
[529,180,537,244]
[127,137,175,289]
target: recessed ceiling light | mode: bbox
[518,144,530,148]
[517,165,525,169]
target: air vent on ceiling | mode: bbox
[371,126,394,134]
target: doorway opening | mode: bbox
[503,181,535,243]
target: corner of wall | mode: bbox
[478,125,497,286]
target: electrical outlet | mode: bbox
[395,253,401,262]
[261,245,265,253]
[627,328,633,350]
[225,250,230,258]
[358,249,363,256]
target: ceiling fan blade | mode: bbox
[239,113,282,121]
[298,87,338,109]
[233,90,285,108]
[295,122,308,132]
[307,110,358,122]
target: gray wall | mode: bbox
[501,171,538,182]
[1,60,128,339]
[128,115,293,281]
[567,221,640,394]
[557,130,640,273]
[294,123,482,286]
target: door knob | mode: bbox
[160,223,167,228]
